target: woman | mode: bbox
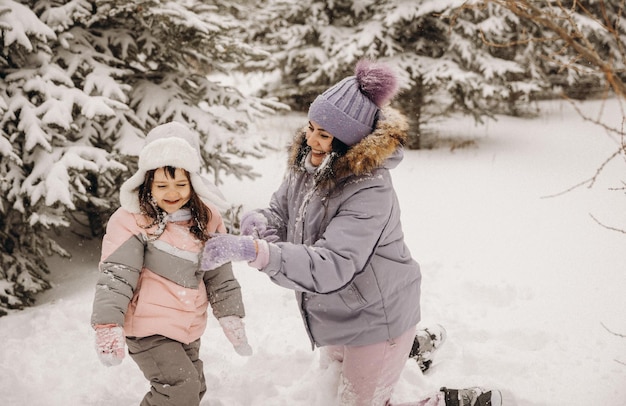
[201,60,501,406]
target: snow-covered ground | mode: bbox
[1,99,624,406]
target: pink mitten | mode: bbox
[219,316,253,356]
[94,324,125,366]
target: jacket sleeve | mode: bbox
[203,262,245,319]
[91,209,144,327]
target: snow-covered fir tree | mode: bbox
[244,0,623,148]
[0,0,283,315]
[2,0,622,315]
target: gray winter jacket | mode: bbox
[257,107,421,347]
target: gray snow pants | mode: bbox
[126,335,206,406]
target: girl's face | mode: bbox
[306,120,334,167]
[151,167,192,214]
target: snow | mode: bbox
[1,99,625,405]
[0,0,56,49]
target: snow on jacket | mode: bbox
[91,205,245,345]
[257,107,421,347]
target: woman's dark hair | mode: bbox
[137,166,212,241]
[294,130,349,167]
[293,129,351,191]
[331,137,349,156]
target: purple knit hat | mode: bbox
[308,59,399,146]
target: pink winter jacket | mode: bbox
[91,206,245,345]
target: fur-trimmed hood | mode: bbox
[287,107,408,185]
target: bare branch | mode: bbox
[590,213,626,234]
[541,147,623,198]
[601,322,626,338]
[567,98,626,137]
[541,178,593,198]
[601,322,626,365]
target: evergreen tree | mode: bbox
[244,0,623,148]
[0,0,282,315]
[242,0,542,148]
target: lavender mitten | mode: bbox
[259,228,280,243]
[240,211,280,243]
[201,234,257,271]
[240,211,268,237]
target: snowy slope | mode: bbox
[0,99,624,406]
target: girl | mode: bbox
[91,121,251,406]
[200,60,501,406]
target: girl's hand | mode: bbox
[201,234,257,271]
[94,324,125,366]
[219,316,253,356]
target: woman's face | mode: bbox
[306,120,334,167]
[151,167,192,214]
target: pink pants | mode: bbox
[320,326,444,406]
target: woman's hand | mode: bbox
[240,211,279,242]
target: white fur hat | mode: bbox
[119,121,229,213]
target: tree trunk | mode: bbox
[398,77,425,150]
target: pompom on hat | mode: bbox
[308,59,399,146]
[119,121,229,213]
